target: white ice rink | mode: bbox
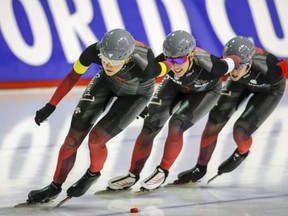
[1,86,288,216]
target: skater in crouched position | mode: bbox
[26,28,172,204]
[107,30,243,191]
[174,36,287,184]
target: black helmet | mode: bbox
[99,28,135,60]
[223,36,255,64]
[163,30,196,57]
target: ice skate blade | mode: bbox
[167,180,200,187]
[14,201,52,208]
[55,196,71,208]
[14,202,31,208]
[207,173,221,184]
[94,187,132,195]
[133,186,161,194]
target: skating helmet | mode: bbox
[223,36,255,64]
[163,30,196,57]
[99,28,135,60]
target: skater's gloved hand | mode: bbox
[131,49,155,71]
[34,103,56,126]
[137,106,149,119]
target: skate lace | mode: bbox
[114,178,135,187]
[111,173,136,187]
[144,169,165,185]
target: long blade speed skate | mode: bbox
[55,169,100,207]
[207,173,221,184]
[55,196,71,208]
[207,149,249,184]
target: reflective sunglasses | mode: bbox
[165,56,188,65]
[235,62,250,70]
[98,53,127,66]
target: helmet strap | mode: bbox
[124,57,132,64]
[188,52,195,70]
[244,61,252,73]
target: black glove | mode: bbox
[137,106,149,119]
[131,49,155,71]
[34,103,56,126]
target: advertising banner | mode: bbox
[0,0,287,88]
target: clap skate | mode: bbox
[107,171,139,191]
[56,169,100,207]
[173,164,207,185]
[15,182,61,207]
[137,166,168,192]
[94,172,139,194]
[208,149,250,184]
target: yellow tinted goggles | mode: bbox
[98,53,128,66]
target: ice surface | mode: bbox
[1,87,287,216]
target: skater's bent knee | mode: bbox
[89,129,109,146]
[233,122,257,137]
[169,115,193,132]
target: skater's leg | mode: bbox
[53,129,89,184]
[68,95,151,195]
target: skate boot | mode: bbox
[140,166,169,191]
[174,164,207,184]
[108,171,139,190]
[218,149,250,174]
[67,169,101,197]
[27,182,62,204]
[207,149,250,184]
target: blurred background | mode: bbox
[1,0,287,88]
